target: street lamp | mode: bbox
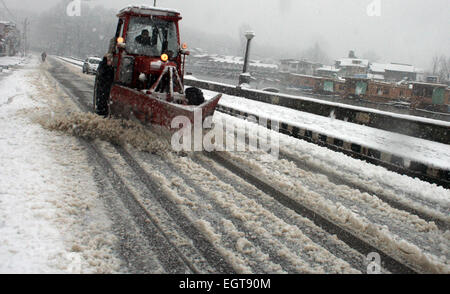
[238,31,255,87]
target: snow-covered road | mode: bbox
[0,55,448,274]
[53,57,450,273]
[0,56,122,273]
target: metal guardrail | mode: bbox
[56,56,83,68]
[69,56,84,62]
[185,78,450,145]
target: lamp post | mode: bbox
[238,31,255,87]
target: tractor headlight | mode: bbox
[139,73,147,82]
[161,54,169,62]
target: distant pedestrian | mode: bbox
[94,54,114,116]
[41,51,47,62]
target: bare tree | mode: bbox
[29,0,116,58]
[362,50,380,62]
[431,55,440,75]
[302,42,330,64]
[438,56,447,80]
[429,55,450,83]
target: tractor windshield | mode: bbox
[126,16,179,58]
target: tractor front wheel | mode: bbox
[185,87,205,106]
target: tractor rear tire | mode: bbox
[185,87,205,106]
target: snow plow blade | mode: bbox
[109,84,222,129]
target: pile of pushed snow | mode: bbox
[37,111,170,155]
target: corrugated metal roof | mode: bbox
[385,63,416,73]
[369,63,387,73]
[317,66,339,72]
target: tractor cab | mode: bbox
[95,5,221,128]
[113,6,186,98]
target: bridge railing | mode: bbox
[185,77,450,145]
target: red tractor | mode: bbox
[94,5,221,128]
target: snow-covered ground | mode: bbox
[209,114,449,273]
[45,56,449,273]
[0,56,26,73]
[0,56,122,273]
[201,89,450,171]
[57,56,84,67]
[57,56,450,217]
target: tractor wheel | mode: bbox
[185,87,205,106]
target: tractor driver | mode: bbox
[135,29,152,46]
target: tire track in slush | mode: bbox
[50,57,359,273]
[49,57,435,273]
[46,58,236,273]
[191,153,369,272]
[205,151,416,274]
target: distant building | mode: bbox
[316,65,339,78]
[410,82,449,112]
[279,58,321,76]
[384,63,417,82]
[426,76,439,84]
[335,57,369,78]
[368,63,386,80]
[368,62,420,82]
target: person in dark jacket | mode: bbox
[135,29,152,46]
[94,54,114,116]
[41,51,47,62]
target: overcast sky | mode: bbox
[5,0,450,68]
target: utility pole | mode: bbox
[22,18,29,56]
[238,31,255,87]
